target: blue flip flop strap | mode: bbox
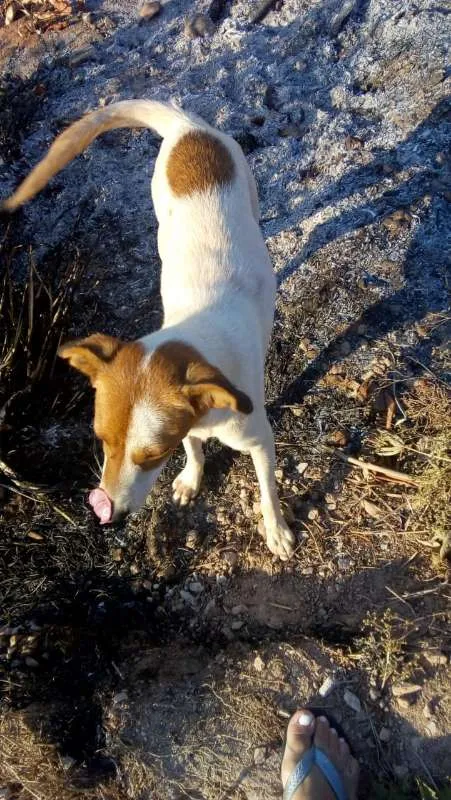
[283,745,349,800]
[315,747,348,800]
[282,747,315,800]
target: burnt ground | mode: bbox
[0,0,450,798]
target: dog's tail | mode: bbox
[2,100,202,212]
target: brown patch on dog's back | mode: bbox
[166,131,235,197]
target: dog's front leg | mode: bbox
[172,436,205,506]
[249,419,295,561]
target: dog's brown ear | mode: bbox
[182,360,253,415]
[58,333,122,384]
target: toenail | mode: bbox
[331,728,338,736]
[319,716,328,723]
[297,711,314,727]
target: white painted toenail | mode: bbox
[298,712,314,727]
[331,728,338,736]
[319,716,328,722]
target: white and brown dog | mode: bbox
[3,100,295,560]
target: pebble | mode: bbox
[329,0,356,35]
[254,655,265,672]
[396,697,412,711]
[296,462,308,475]
[184,13,215,38]
[185,530,200,549]
[392,683,422,698]
[308,508,319,521]
[139,1,161,19]
[24,656,39,668]
[189,582,204,594]
[426,720,439,737]
[278,124,303,138]
[68,47,98,68]
[231,604,247,615]
[379,727,391,742]
[343,689,361,713]
[61,755,76,770]
[180,590,196,605]
[222,550,238,567]
[231,620,245,631]
[319,675,335,698]
[253,746,267,766]
[423,652,447,667]
[5,1,19,24]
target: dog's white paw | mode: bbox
[172,470,202,506]
[259,519,295,561]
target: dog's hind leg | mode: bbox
[172,436,205,506]
[249,418,295,561]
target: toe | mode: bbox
[281,709,315,786]
[313,716,331,751]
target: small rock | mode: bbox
[27,530,44,541]
[318,675,335,698]
[343,689,361,713]
[392,683,422,698]
[61,755,76,770]
[24,656,39,668]
[184,13,215,38]
[231,620,245,631]
[189,581,204,594]
[253,746,267,766]
[308,508,319,521]
[382,209,412,235]
[112,690,128,704]
[231,604,247,615]
[278,124,303,138]
[326,429,349,447]
[139,1,161,19]
[296,462,308,475]
[426,720,439,737]
[423,651,448,667]
[379,727,391,742]
[185,530,200,549]
[68,47,98,68]
[180,590,196,605]
[5,1,20,24]
[254,655,265,672]
[329,0,356,35]
[222,550,238,567]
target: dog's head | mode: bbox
[59,335,252,522]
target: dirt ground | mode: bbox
[0,0,450,798]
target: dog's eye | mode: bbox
[133,446,171,470]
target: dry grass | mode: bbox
[0,710,124,800]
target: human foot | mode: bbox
[281,709,359,800]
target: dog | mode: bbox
[3,100,295,560]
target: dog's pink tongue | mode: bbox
[89,489,112,524]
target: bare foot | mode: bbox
[281,709,359,799]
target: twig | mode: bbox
[329,450,419,486]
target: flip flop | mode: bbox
[282,709,352,800]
